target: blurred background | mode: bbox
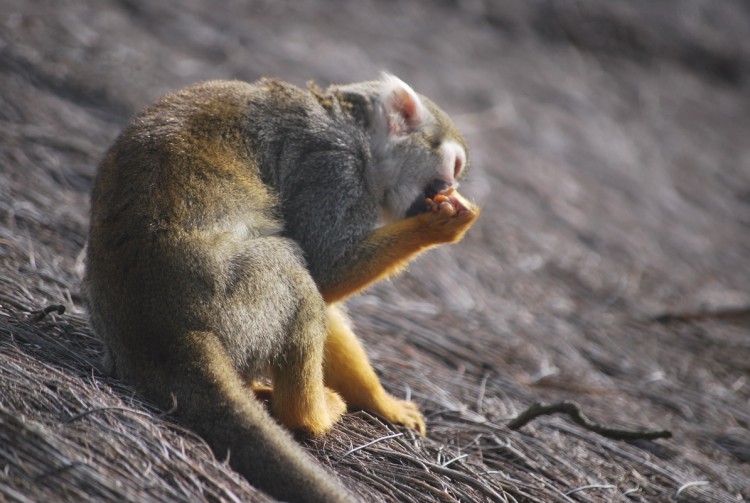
[1,1,749,501]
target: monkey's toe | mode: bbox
[374,396,427,436]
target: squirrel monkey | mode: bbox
[85,75,479,502]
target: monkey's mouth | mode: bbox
[405,179,453,217]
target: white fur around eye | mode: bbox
[440,140,466,184]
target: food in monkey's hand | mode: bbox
[425,187,471,215]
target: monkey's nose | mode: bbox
[424,179,452,199]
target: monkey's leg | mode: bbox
[270,295,346,435]
[218,236,346,435]
[323,305,426,435]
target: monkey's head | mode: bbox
[340,74,471,221]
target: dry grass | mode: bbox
[2,296,734,503]
[1,0,749,501]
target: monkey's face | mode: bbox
[362,75,470,221]
[402,139,468,218]
[379,122,470,221]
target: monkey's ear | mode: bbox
[380,74,426,135]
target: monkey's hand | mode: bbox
[319,189,479,303]
[419,188,479,245]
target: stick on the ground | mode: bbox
[29,304,66,322]
[508,401,672,441]
[650,306,750,323]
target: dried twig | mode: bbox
[28,304,66,322]
[507,401,672,441]
[650,306,750,323]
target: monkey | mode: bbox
[85,74,479,502]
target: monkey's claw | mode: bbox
[372,395,427,435]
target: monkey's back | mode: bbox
[85,80,322,379]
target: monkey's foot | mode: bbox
[368,394,426,435]
[274,387,346,435]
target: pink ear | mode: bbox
[381,75,424,135]
[391,87,421,127]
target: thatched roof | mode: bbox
[1,0,748,501]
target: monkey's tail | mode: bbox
[136,330,353,503]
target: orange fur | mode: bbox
[321,202,479,304]
[324,305,426,434]
[318,199,479,434]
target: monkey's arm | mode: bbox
[319,198,479,304]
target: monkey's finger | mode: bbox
[451,207,480,232]
[424,197,439,213]
[438,201,456,217]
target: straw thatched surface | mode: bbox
[1,0,749,501]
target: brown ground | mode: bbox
[1,1,749,501]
